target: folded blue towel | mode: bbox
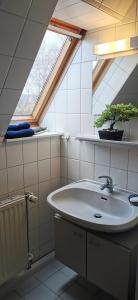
[7,122,30,131]
[5,128,34,139]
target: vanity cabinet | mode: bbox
[87,232,131,300]
[54,215,86,276]
[54,214,138,300]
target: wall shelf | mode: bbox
[76,135,138,148]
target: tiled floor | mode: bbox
[0,256,115,300]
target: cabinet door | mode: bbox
[54,215,86,276]
[87,232,131,300]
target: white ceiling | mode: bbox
[53,0,120,30]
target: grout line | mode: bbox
[1,0,34,93]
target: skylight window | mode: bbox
[14,30,68,116]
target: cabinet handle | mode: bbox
[73,231,83,239]
[54,214,62,220]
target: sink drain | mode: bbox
[94,213,102,218]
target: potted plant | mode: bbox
[94,103,138,141]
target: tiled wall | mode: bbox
[0,135,60,261]
[0,0,57,136]
[93,54,138,116]
[41,3,138,194]
[61,137,138,193]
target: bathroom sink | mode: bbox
[47,180,138,232]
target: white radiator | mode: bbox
[0,196,28,285]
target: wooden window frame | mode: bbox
[93,59,113,93]
[12,19,85,126]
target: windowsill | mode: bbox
[1,131,63,143]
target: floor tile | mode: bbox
[49,258,65,270]
[61,267,78,280]
[15,275,41,296]
[60,283,96,300]
[44,270,75,296]
[24,284,57,300]
[34,262,59,282]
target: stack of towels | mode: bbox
[5,122,34,139]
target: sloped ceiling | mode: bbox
[114,63,138,106]
[53,0,120,30]
[82,0,134,20]
[0,0,58,137]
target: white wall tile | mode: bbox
[38,159,50,182]
[80,141,94,163]
[81,114,94,135]
[51,137,60,158]
[24,162,38,187]
[61,157,68,178]
[55,113,67,132]
[5,58,33,89]
[108,67,128,92]
[38,137,50,160]
[72,44,82,63]
[81,36,93,62]
[67,114,80,136]
[0,169,7,195]
[54,90,67,113]
[81,62,93,89]
[23,139,37,164]
[28,206,39,230]
[0,142,6,170]
[80,161,94,180]
[6,140,23,167]
[0,11,23,56]
[61,138,68,157]
[68,64,80,89]
[94,164,110,182]
[29,228,39,251]
[68,139,80,159]
[68,89,80,113]
[45,113,56,132]
[51,157,60,179]
[68,159,79,180]
[8,165,23,192]
[39,202,51,224]
[128,149,138,172]
[95,145,110,166]
[50,178,61,192]
[59,74,67,90]
[38,181,51,205]
[15,20,46,60]
[81,89,92,114]
[110,147,128,170]
[110,167,127,189]
[127,171,138,192]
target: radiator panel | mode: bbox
[0,196,28,285]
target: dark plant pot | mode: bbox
[98,130,124,141]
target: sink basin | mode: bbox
[47,180,138,232]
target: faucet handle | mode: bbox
[98,175,112,183]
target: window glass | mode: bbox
[14,30,68,116]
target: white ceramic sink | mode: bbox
[47,180,138,232]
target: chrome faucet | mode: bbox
[98,176,114,193]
